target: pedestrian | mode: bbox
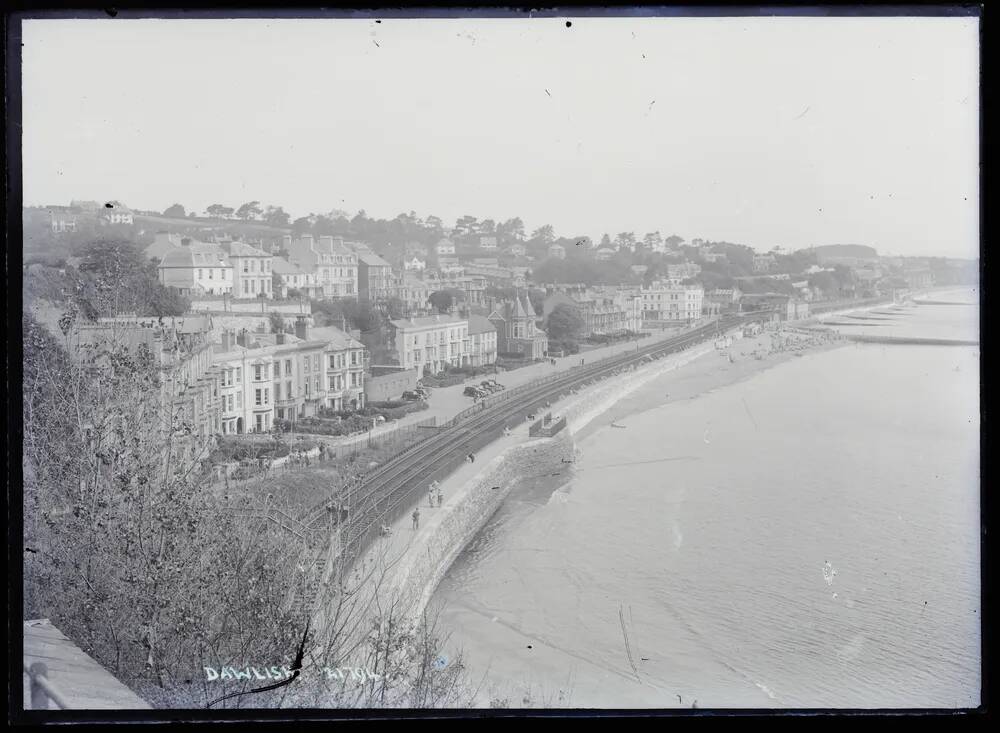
[412,508,420,530]
[437,489,444,506]
[470,453,476,463]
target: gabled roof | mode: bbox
[309,326,365,350]
[390,314,465,330]
[158,241,230,269]
[271,257,306,275]
[358,252,392,267]
[228,242,270,258]
[467,315,497,335]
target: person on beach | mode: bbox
[437,489,444,506]
[503,426,511,436]
[412,508,420,530]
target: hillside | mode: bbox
[134,213,291,237]
[809,244,878,259]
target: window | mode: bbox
[314,376,320,392]
[255,389,262,406]
[236,367,242,383]
[243,261,249,273]
[304,358,310,373]
[255,414,263,432]
[274,383,281,400]
[236,392,243,408]
[254,365,262,381]
[198,269,203,279]
[264,388,269,404]
[274,361,281,377]
[313,354,320,370]
[251,260,256,272]
[286,380,292,397]
[285,359,292,373]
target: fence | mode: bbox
[23,661,70,710]
[321,416,439,462]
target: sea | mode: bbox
[429,288,981,709]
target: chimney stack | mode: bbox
[276,332,286,345]
[282,234,292,248]
[181,237,192,247]
[236,329,248,348]
[220,330,232,352]
[295,314,308,341]
[319,235,334,249]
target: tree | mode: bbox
[163,204,186,218]
[428,289,463,314]
[502,217,525,242]
[531,224,555,244]
[75,238,189,317]
[600,234,612,248]
[453,216,479,238]
[479,219,496,235]
[236,201,263,221]
[664,234,684,249]
[269,310,286,334]
[614,232,636,251]
[546,303,586,341]
[292,216,313,236]
[643,231,663,250]
[206,204,234,219]
[264,206,291,228]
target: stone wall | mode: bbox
[365,370,417,403]
[392,432,574,620]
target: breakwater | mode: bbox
[845,334,978,347]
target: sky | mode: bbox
[20,15,979,258]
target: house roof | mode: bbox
[358,252,392,267]
[390,314,465,330]
[158,242,231,269]
[467,315,497,335]
[271,257,306,275]
[227,242,270,258]
[308,326,365,350]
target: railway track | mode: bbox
[299,312,758,572]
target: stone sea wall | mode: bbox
[393,432,574,620]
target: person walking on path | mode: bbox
[412,508,420,530]
[436,488,444,507]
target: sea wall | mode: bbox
[393,432,574,620]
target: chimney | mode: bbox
[220,330,232,352]
[236,329,248,348]
[295,315,308,341]
[276,332,286,345]
[282,235,292,248]
[181,237,192,247]
[319,235,334,249]
[301,234,314,249]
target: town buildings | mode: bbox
[398,276,435,316]
[388,314,470,374]
[99,201,134,226]
[157,239,234,296]
[753,253,777,273]
[434,238,456,257]
[211,318,366,433]
[594,247,616,262]
[541,287,637,338]
[357,251,397,303]
[228,241,274,299]
[272,257,322,298]
[286,234,357,297]
[666,262,702,281]
[404,256,427,272]
[467,315,499,367]
[640,281,704,323]
[548,243,566,260]
[488,294,549,359]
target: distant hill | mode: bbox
[808,244,879,260]
[134,213,291,237]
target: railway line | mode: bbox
[299,312,759,572]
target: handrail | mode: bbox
[23,661,70,710]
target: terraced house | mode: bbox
[211,318,366,433]
[389,314,470,374]
[285,234,358,297]
[228,241,274,298]
[156,238,234,296]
